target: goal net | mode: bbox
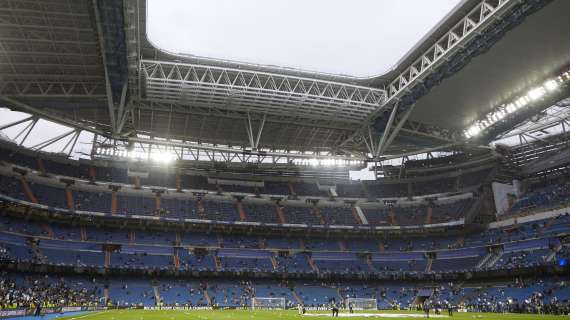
[251,297,286,309]
[345,298,377,310]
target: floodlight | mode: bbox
[527,87,545,100]
[544,79,559,91]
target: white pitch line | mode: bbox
[67,310,107,320]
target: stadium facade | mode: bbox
[0,0,569,317]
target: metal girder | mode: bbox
[92,0,117,133]
[0,81,106,98]
[0,96,107,136]
[385,0,513,104]
[0,115,34,131]
[126,136,365,162]
[336,0,515,156]
[374,103,399,158]
[29,128,77,151]
[245,113,266,150]
[140,60,387,123]
[379,104,416,155]
[16,117,37,146]
[0,0,107,104]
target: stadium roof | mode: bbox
[0,0,569,164]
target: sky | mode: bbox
[147,0,463,77]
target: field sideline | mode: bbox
[57,309,570,320]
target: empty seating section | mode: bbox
[178,250,215,271]
[201,201,238,221]
[320,206,356,225]
[311,252,369,273]
[73,190,112,213]
[274,254,313,273]
[282,206,319,225]
[158,196,197,218]
[218,248,273,272]
[0,146,498,206]
[509,182,570,214]
[0,175,26,200]
[116,194,155,215]
[108,280,155,306]
[1,212,568,274]
[244,204,278,223]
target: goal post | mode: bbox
[251,297,286,310]
[345,298,377,310]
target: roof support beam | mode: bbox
[245,113,267,150]
[30,128,78,151]
[16,118,38,146]
[379,104,416,155]
[0,96,106,136]
[374,103,399,158]
[0,115,34,131]
[92,0,117,134]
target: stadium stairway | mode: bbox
[306,255,319,273]
[154,193,161,213]
[196,199,205,218]
[276,205,286,224]
[29,240,47,263]
[19,176,38,203]
[412,288,433,307]
[41,224,54,239]
[173,248,181,269]
[104,248,111,267]
[476,251,493,269]
[270,254,279,270]
[80,226,87,241]
[312,207,326,225]
[65,187,74,210]
[378,241,385,253]
[175,232,182,246]
[203,287,212,306]
[477,248,504,269]
[366,257,377,272]
[175,174,182,192]
[486,249,504,268]
[389,208,397,226]
[338,240,347,251]
[299,239,306,250]
[292,290,304,305]
[213,256,222,271]
[547,244,561,263]
[236,201,247,222]
[259,238,267,249]
[425,206,433,225]
[353,206,368,225]
[36,158,46,175]
[287,182,295,197]
[153,285,161,306]
[425,257,433,273]
[111,191,117,214]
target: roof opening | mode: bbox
[147,0,462,77]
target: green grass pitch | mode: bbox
[59,309,570,320]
